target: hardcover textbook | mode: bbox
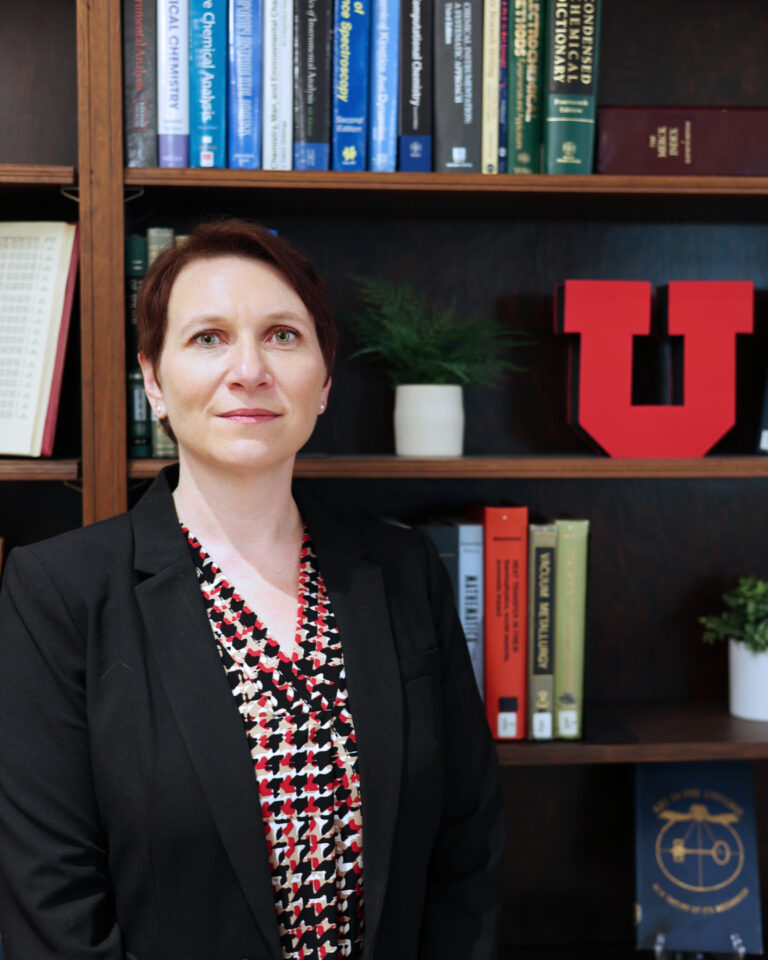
[0,222,79,457]
[636,762,763,956]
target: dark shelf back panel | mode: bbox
[0,0,77,165]
[600,0,768,106]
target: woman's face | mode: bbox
[140,254,330,475]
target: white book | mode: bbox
[262,0,293,170]
[157,0,190,166]
[445,519,485,700]
[0,222,79,457]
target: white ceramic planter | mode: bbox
[393,384,464,457]
[729,638,768,721]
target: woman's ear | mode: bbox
[138,352,166,419]
[320,375,332,412]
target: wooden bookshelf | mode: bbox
[0,459,80,482]
[129,455,768,480]
[497,701,768,766]
[0,163,76,186]
[124,168,768,197]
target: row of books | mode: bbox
[126,229,179,459]
[418,505,590,741]
[124,0,604,174]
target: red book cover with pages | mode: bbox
[41,223,80,456]
[483,505,528,740]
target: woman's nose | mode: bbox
[227,340,273,388]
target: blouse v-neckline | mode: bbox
[181,523,309,661]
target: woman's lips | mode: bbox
[217,409,281,422]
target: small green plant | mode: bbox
[344,276,533,386]
[699,576,768,653]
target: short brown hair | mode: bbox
[136,218,337,380]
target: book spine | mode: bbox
[484,506,528,739]
[332,0,370,170]
[457,523,485,701]
[433,0,483,172]
[128,370,153,458]
[397,0,432,171]
[151,410,179,458]
[157,0,190,167]
[498,0,509,173]
[368,0,400,172]
[293,0,333,170]
[40,226,80,458]
[146,226,176,264]
[190,0,227,167]
[124,0,159,166]
[759,369,768,454]
[527,523,556,739]
[507,0,544,173]
[481,0,500,173]
[543,0,602,174]
[597,106,768,176]
[553,519,589,739]
[262,0,294,170]
[125,235,151,459]
[228,0,263,169]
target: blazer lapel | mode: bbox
[296,491,404,955]
[131,468,282,960]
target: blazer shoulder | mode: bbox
[4,512,135,602]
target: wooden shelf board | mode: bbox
[0,164,76,186]
[123,169,768,196]
[130,455,768,480]
[0,459,80,481]
[497,701,768,766]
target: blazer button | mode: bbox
[357,604,370,616]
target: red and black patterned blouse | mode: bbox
[184,526,365,959]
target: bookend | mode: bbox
[653,931,748,959]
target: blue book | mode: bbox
[498,0,509,173]
[635,761,763,956]
[368,0,400,171]
[228,0,263,168]
[332,0,370,170]
[190,0,227,167]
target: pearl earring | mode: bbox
[319,402,325,411]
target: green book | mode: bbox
[125,235,151,458]
[543,0,602,174]
[507,0,545,173]
[553,519,589,738]
[527,523,556,739]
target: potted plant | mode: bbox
[344,276,531,457]
[699,576,768,722]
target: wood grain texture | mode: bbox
[77,0,127,523]
[497,702,768,765]
[0,460,79,481]
[124,168,768,196]
[131,457,768,479]
[0,1,77,165]
[0,164,76,185]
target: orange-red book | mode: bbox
[483,506,528,740]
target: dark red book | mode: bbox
[597,106,768,175]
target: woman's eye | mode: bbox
[194,331,221,347]
[272,327,300,344]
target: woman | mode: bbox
[0,220,505,960]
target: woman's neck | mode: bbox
[171,454,303,558]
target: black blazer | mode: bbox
[0,467,504,960]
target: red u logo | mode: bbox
[558,281,754,457]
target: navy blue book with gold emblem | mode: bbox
[635,762,763,955]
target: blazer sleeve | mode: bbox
[416,532,506,960]
[0,548,124,959]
